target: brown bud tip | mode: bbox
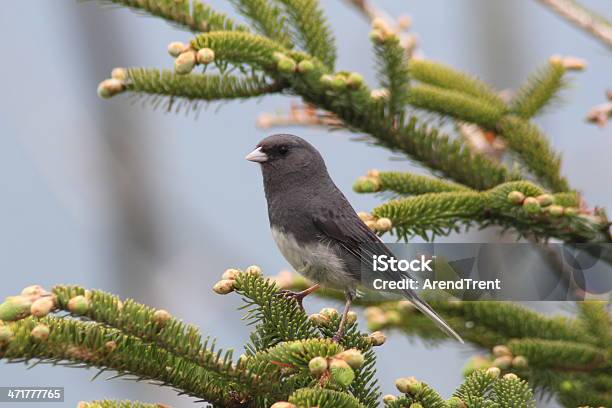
[367,169,380,178]
[486,366,501,378]
[271,270,294,289]
[21,285,46,297]
[330,75,347,91]
[492,345,512,357]
[347,72,365,89]
[493,355,513,369]
[319,74,334,86]
[104,340,117,352]
[346,310,358,324]
[67,295,90,315]
[329,358,355,386]
[213,279,235,295]
[0,296,33,321]
[397,300,414,311]
[0,325,14,344]
[336,348,365,369]
[364,306,384,319]
[371,88,389,99]
[97,78,125,99]
[446,396,467,408]
[308,313,330,326]
[30,324,50,341]
[547,205,564,217]
[245,265,262,276]
[297,60,315,74]
[507,191,525,204]
[319,307,338,318]
[397,15,412,30]
[270,402,297,408]
[382,394,397,404]
[308,356,328,376]
[368,330,387,346]
[167,41,188,57]
[522,197,541,213]
[512,355,528,368]
[277,58,297,74]
[357,211,374,222]
[375,217,393,232]
[395,376,420,394]
[111,67,128,81]
[536,194,554,207]
[153,309,172,326]
[365,220,377,231]
[503,373,519,381]
[174,51,196,75]
[196,48,215,64]
[222,268,240,280]
[564,207,578,216]
[30,296,56,317]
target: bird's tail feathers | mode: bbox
[406,293,464,344]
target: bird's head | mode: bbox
[245,134,327,181]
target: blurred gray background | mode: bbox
[0,1,610,407]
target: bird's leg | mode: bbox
[275,284,320,310]
[332,294,354,343]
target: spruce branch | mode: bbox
[510,61,568,119]
[359,179,603,241]
[408,59,506,110]
[406,84,506,129]
[105,68,283,109]
[275,0,337,69]
[229,0,293,47]
[371,29,411,120]
[496,116,569,192]
[104,0,247,32]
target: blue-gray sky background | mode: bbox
[0,1,610,407]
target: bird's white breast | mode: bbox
[271,227,352,290]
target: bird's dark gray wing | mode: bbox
[312,212,465,343]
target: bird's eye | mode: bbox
[278,145,289,155]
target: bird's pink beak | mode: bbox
[245,146,268,162]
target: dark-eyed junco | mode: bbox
[246,134,463,343]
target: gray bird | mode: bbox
[246,134,463,343]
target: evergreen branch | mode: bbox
[497,115,569,192]
[50,285,239,379]
[510,61,567,119]
[78,400,164,408]
[374,191,484,240]
[190,31,289,69]
[576,302,611,348]
[104,0,247,32]
[536,0,612,49]
[370,180,604,241]
[124,68,282,102]
[288,387,367,408]
[507,338,607,370]
[275,0,337,69]
[0,316,242,406]
[229,0,293,47]
[409,59,506,109]
[371,32,411,119]
[407,84,506,129]
[232,269,319,352]
[353,170,472,196]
